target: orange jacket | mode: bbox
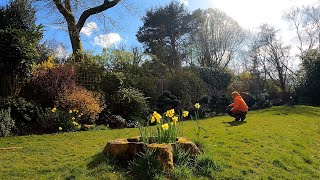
[230,95,248,112]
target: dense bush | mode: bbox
[0,0,43,97]
[0,108,14,137]
[97,110,138,128]
[0,96,40,135]
[57,86,104,123]
[252,93,272,110]
[156,91,180,112]
[295,49,320,105]
[167,69,208,109]
[110,87,149,119]
[37,108,79,133]
[30,64,76,107]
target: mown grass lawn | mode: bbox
[0,105,319,179]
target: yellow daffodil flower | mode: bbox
[194,103,201,109]
[161,123,169,130]
[72,117,75,121]
[150,116,155,123]
[59,127,62,131]
[72,121,79,126]
[182,111,189,117]
[172,116,178,125]
[165,109,175,118]
[51,107,57,113]
[69,110,73,114]
[153,111,162,123]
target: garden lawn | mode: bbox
[0,106,319,179]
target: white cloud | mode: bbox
[93,33,122,48]
[81,22,98,37]
[180,0,188,6]
[54,44,70,60]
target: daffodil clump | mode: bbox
[139,109,189,144]
[193,102,207,141]
[51,107,82,132]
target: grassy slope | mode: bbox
[0,106,319,180]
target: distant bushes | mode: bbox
[0,108,14,137]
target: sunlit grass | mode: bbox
[0,105,319,179]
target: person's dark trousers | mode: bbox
[228,110,247,121]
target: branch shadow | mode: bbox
[222,121,247,127]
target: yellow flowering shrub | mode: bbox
[57,86,105,122]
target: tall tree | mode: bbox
[251,24,292,100]
[0,0,43,97]
[50,0,121,61]
[284,4,320,57]
[137,1,191,69]
[189,8,245,69]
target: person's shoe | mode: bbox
[235,118,240,121]
[241,116,246,121]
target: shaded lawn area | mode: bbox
[0,106,319,179]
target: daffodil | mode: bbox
[165,109,175,118]
[194,103,201,109]
[59,127,62,131]
[72,121,79,126]
[72,117,76,121]
[172,116,178,125]
[78,114,82,118]
[182,111,189,117]
[153,111,162,123]
[150,116,155,123]
[51,107,57,113]
[161,123,169,130]
[69,110,73,114]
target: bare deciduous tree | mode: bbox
[189,8,245,69]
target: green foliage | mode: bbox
[38,108,79,133]
[157,91,180,112]
[111,87,149,119]
[128,149,165,180]
[0,108,14,137]
[167,69,208,109]
[296,49,320,105]
[199,67,232,92]
[252,93,272,110]
[0,96,40,135]
[194,154,220,178]
[137,1,191,68]
[0,0,43,97]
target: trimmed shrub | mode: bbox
[157,91,180,112]
[167,69,208,109]
[57,86,105,123]
[110,87,149,119]
[97,110,138,128]
[0,108,14,137]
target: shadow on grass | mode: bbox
[223,121,247,126]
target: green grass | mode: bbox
[0,105,319,179]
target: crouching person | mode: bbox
[227,92,248,121]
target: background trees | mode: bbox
[189,8,245,69]
[0,0,43,97]
[137,1,191,69]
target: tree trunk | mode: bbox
[67,23,83,61]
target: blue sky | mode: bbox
[0,0,318,58]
